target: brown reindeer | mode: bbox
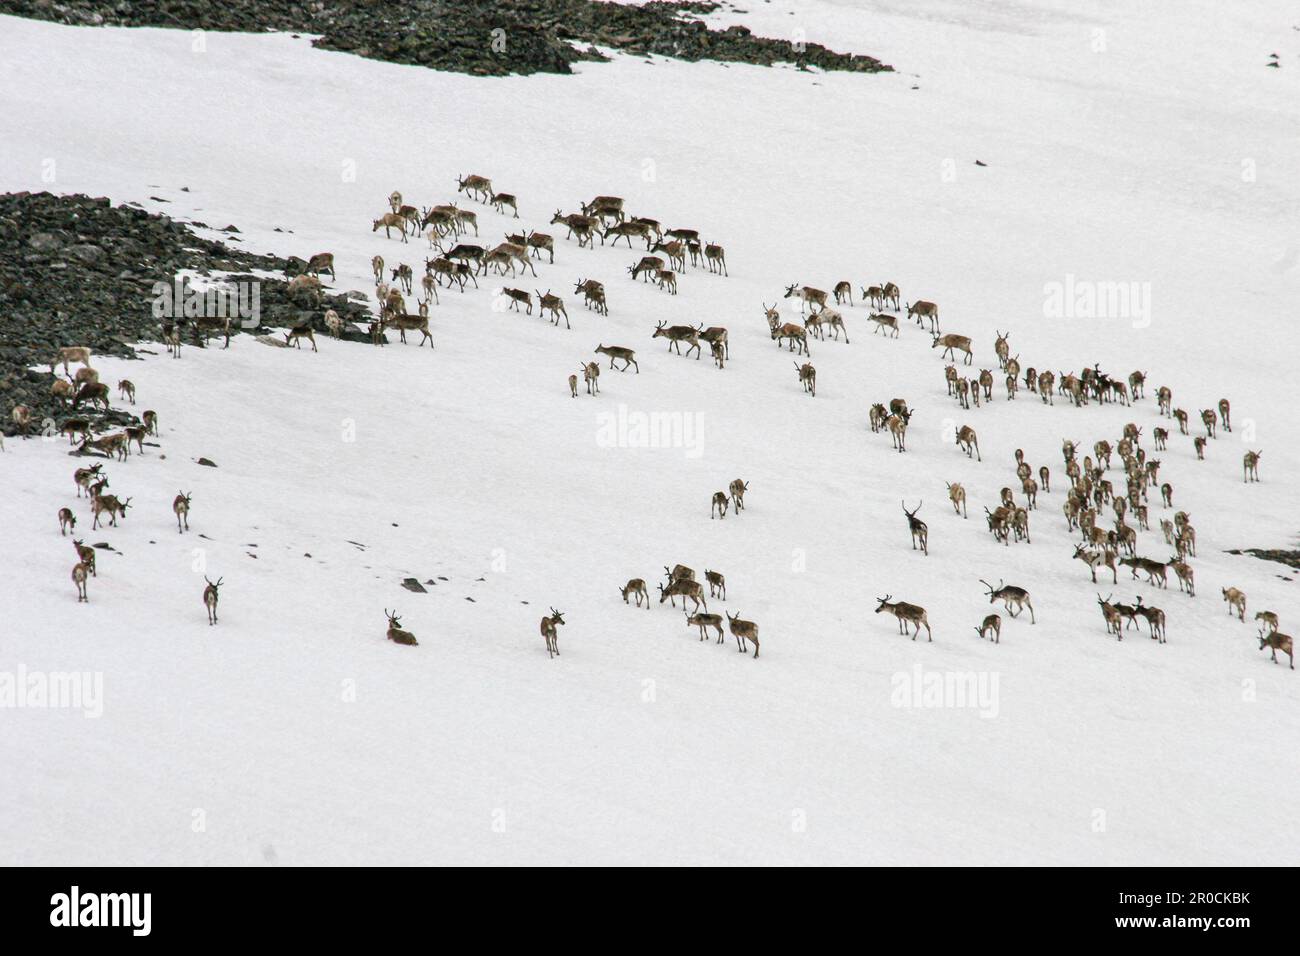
[902,500,928,555]
[711,491,730,519]
[660,578,706,614]
[907,300,939,331]
[932,332,972,365]
[981,579,1035,623]
[725,611,760,658]
[875,596,932,641]
[620,579,649,608]
[540,608,566,658]
[688,612,725,643]
[1259,631,1294,669]
[203,576,222,625]
[1222,587,1247,621]
[173,491,192,534]
[955,425,981,461]
[71,561,89,602]
[975,614,1001,644]
[729,479,749,513]
[385,609,418,646]
[794,361,816,397]
[1243,450,1261,483]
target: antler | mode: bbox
[979,579,994,594]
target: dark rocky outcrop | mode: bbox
[6,0,890,77]
[0,191,370,435]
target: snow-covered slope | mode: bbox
[0,2,1297,865]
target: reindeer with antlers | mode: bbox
[203,576,223,626]
[540,608,565,658]
[902,501,928,555]
[385,609,418,645]
[875,596,932,641]
[981,579,1035,623]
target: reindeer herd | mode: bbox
[13,166,1287,670]
[7,350,228,622]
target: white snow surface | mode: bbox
[0,1,1297,865]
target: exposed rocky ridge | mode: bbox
[4,0,891,76]
[0,191,370,435]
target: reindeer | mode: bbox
[833,280,852,305]
[861,285,885,310]
[1243,450,1261,483]
[1222,587,1247,621]
[875,596,932,641]
[654,322,702,359]
[794,361,816,397]
[1201,408,1217,438]
[664,564,696,584]
[372,254,385,281]
[71,561,90,602]
[490,191,519,218]
[173,491,192,533]
[1256,611,1280,636]
[1168,556,1194,596]
[1097,594,1123,638]
[649,240,686,271]
[574,279,608,315]
[551,211,598,247]
[74,463,103,498]
[994,331,1010,369]
[583,196,625,223]
[887,407,912,453]
[784,284,827,314]
[383,609,418,646]
[568,373,578,398]
[71,539,96,579]
[711,491,730,519]
[1120,556,1168,588]
[537,290,569,328]
[932,332,972,365]
[73,382,110,412]
[722,611,759,657]
[1259,631,1294,669]
[457,174,493,203]
[906,300,939,331]
[535,607,564,658]
[620,579,649,608]
[284,325,318,352]
[729,479,748,513]
[1037,370,1055,404]
[1074,544,1118,583]
[373,212,408,242]
[1173,408,1189,435]
[605,220,654,249]
[522,230,554,264]
[580,361,601,396]
[975,614,1001,644]
[945,482,967,518]
[981,579,1035,623]
[977,368,994,401]
[688,612,725,643]
[594,344,638,372]
[771,322,809,356]
[955,425,981,461]
[704,569,726,600]
[655,269,678,295]
[1218,397,1231,432]
[629,255,666,282]
[868,313,899,337]
[54,346,92,375]
[91,494,131,529]
[1135,600,1167,643]
[390,262,414,294]
[698,326,729,361]
[202,576,222,625]
[501,287,532,315]
[52,377,75,404]
[899,500,929,555]
[660,578,706,614]
[879,282,901,311]
[57,506,76,536]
